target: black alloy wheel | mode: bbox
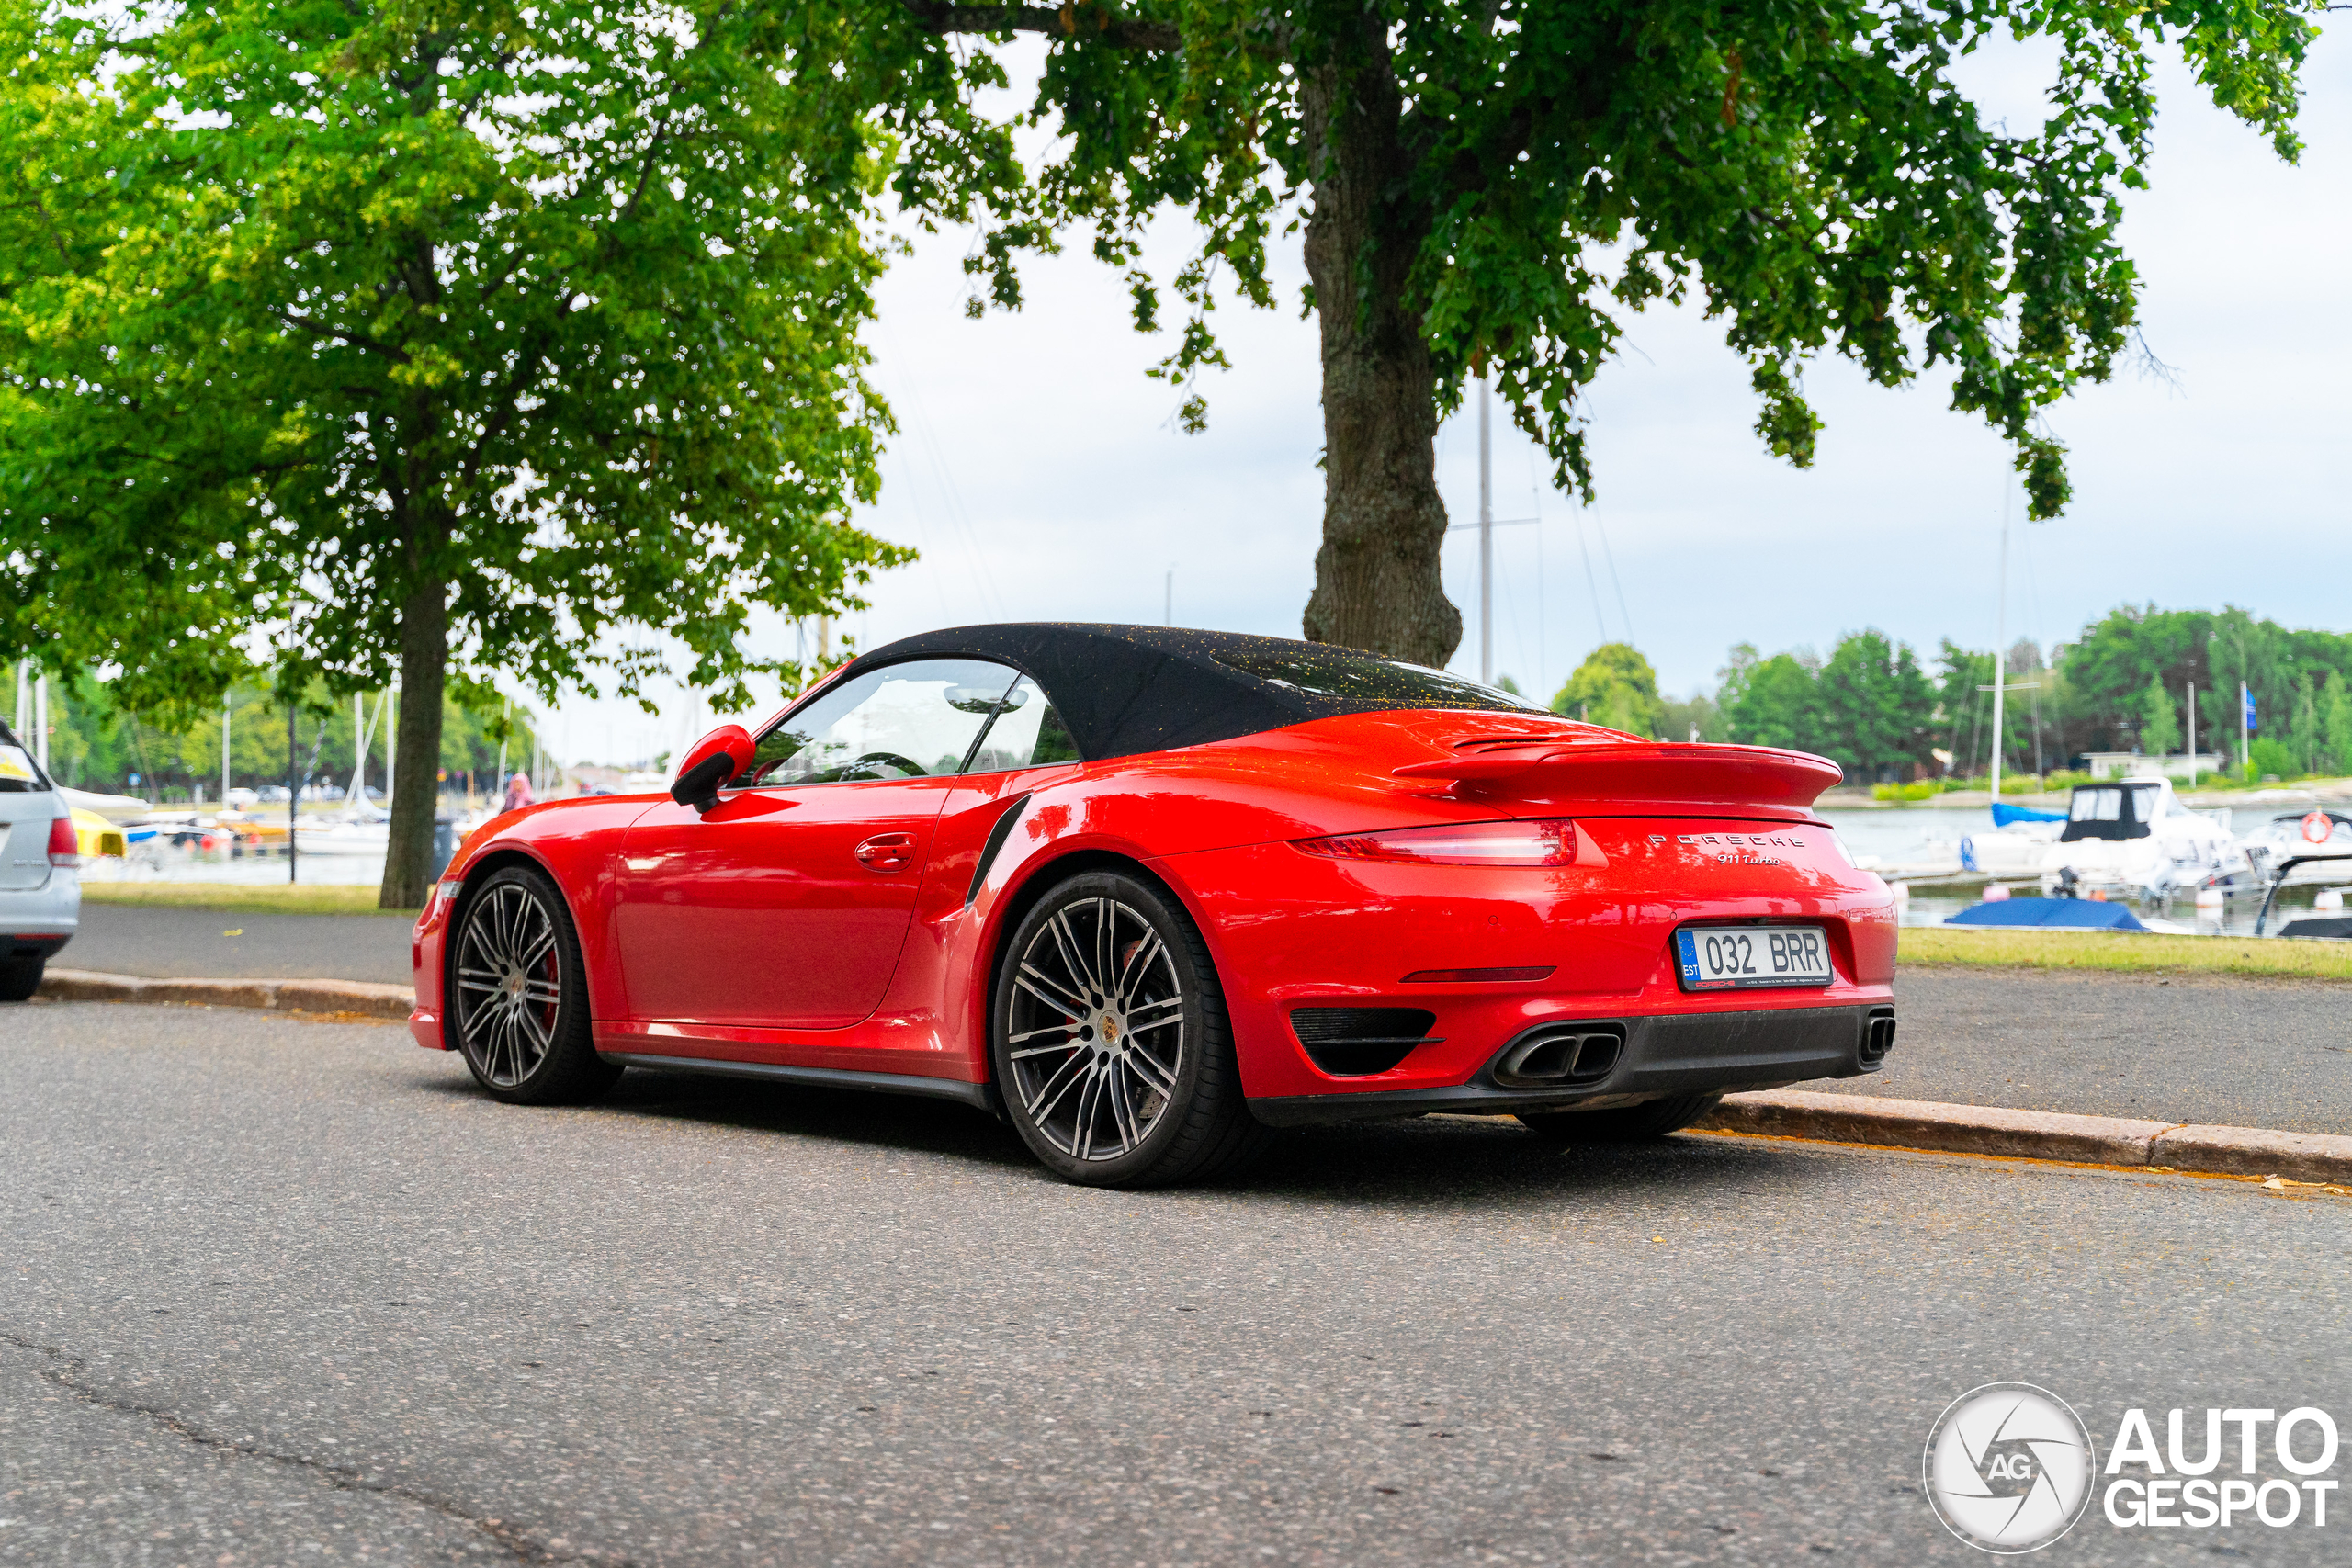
[449,864,619,1105]
[1516,1093,1724,1144]
[991,870,1267,1188]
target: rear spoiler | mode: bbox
[1393,740,1842,818]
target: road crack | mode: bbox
[2,1329,642,1566]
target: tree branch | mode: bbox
[900,2,1181,51]
[271,308,413,363]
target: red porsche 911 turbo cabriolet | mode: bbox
[411,624,1896,1187]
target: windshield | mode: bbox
[0,729,51,794]
[1212,649,1544,715]
[2060,784,2154,842]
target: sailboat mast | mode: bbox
[1990,485,2009,805]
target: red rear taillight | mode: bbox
[1296,818,1577,867]
[48,817,79,868]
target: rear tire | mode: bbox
[991,870,1268,1189]
[0,956,42,1002]
[1517,1093,1723,1144]
[448,865,619,1106]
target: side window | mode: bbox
[737,660,1019,787]
[965,677,1082,773]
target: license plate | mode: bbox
[1674,926,1833,991]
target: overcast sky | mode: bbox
[540,28,2349,770]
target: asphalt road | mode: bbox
[61,902,415,984]
[50,905,2352,1133]
[1847,966,2352,1135]
[5,1001,2347,1565]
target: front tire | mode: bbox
[991,870,1266,1188]
[1517,1093,1723,1144]
[448,865,618,1105]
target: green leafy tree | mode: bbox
[1815,630,1933,782]
[0,1,905,903]
[1720,643,1822,754]
[821,0,2313,663]
[2138,674,2180,758]
[2248,735,2296,782]
[1660,691,1726,744]
[2323,673,2352,779]
[1553,642,1664,737]
[2290,670,2321,775]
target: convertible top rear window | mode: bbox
[841,624,1558,761]
[1210,649,1543,715]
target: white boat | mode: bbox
[2238,809,2352,886]
[2037,776,2248,899]
[1944,803,2065,879]
[289,817,390,858]
[60,785,153,823]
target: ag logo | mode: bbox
[1925,1382,2097,1552]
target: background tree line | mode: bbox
[18,663,537,803]
[1539,604,2352,785]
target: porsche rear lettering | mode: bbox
[1640,829,1804,865]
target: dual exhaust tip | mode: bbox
[1492,1024,1624,1088]
[1860,1007,1896,1066]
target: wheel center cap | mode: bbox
[1099,1012,1121,1045]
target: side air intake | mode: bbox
[1291,1007,1441,1077]
[1492,1023,1626,1088]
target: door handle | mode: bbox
[854,832,916,873]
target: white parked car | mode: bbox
[2037,775,2246,900]
[0,721,77,1000]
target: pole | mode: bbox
[33,672,46,771]
[346,691,383,811]
[222,694,232,809]
[1477,378,1493,686]
[1164,567,1173,626]
[354,692,363,801]
[1990,489,2009,805]
[2186,684,2197,786]
[287,703,299,885]
[2242,680,2251,774]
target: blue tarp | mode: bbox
[1948,897,2148,931]
[1991,802,2067,827]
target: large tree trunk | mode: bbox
[379,578,447,909]
[1297,26,1461,667]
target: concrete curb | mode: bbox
[21,979,2352,1181]
[38,968,413,1021]
[1698,1089,2352,1186]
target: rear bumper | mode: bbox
[1249,1002,1893,1127]
[2,873,79,963]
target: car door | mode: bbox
[612,659,1022,1030]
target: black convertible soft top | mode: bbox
[848,624,1544,761]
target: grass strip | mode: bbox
[78,881,418,918]
[1901,924,2352,981]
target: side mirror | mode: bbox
[670,724,755,815]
